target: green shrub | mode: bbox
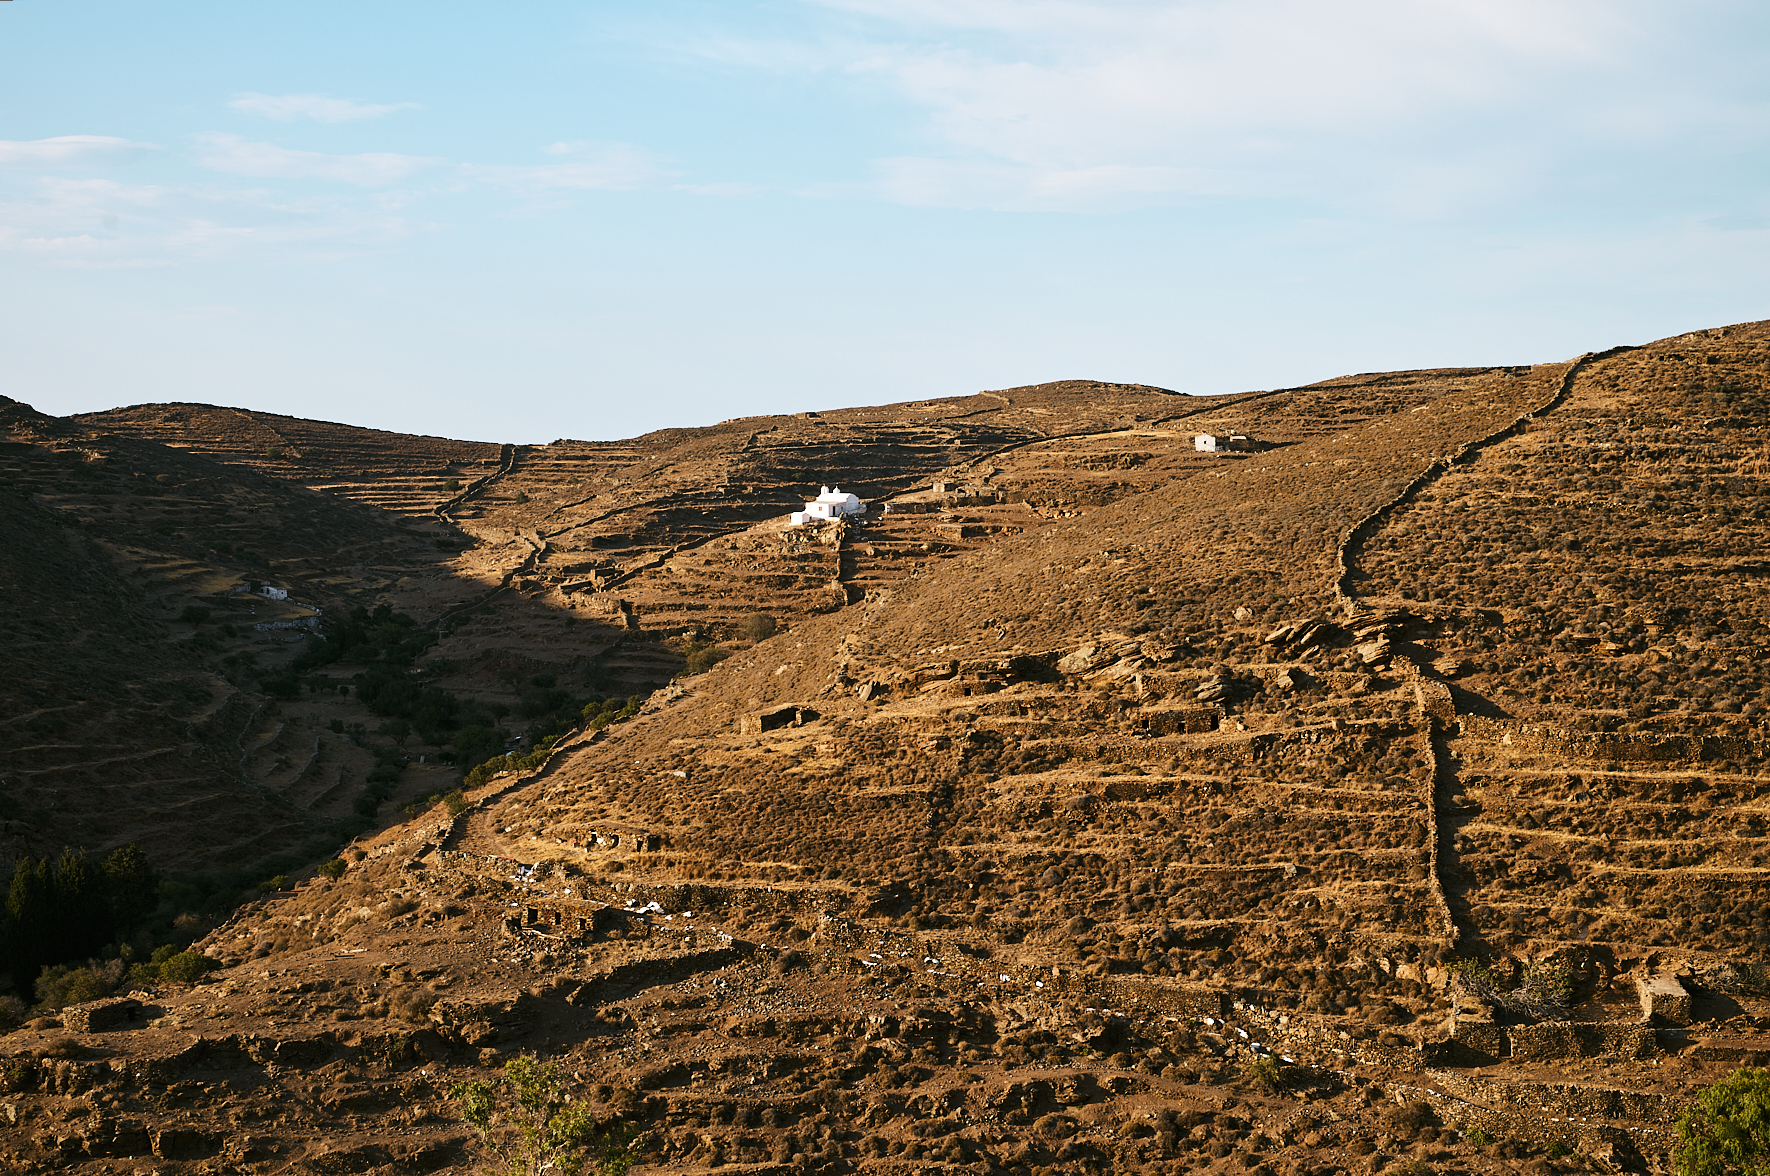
[318,859,348,880]
[683,643,730,675]
[258,875,289,893]
[0,995,27,1034]
[739,612,777,641]
[1676,1067,1770,1176]
[124,948,161,988]
[1446,957,1500,989]
[158,951,218,985]
[453,1053,639,1176]
[444,790,468,816]
[1244,1055,1288,1094]
[465,755,511,787]
[1513,960,1574,1019]
[463,748,551,788]
[1464,1127,1494,1147]
[35,959,124,1011]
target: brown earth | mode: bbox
[6,327,1770,1174]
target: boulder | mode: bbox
[1267,618,1334,648]
[1194,676,1231,703]
[1431,654,1468,678]
[1057,646,1109,674]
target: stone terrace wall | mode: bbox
[1458,715,1761,765]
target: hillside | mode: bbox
[4,325,1770,1175]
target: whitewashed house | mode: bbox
[1195,433,1253,454]
[258,585,289,601]
[791,485,865,526]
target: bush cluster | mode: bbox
[682,641,731,675]
[465,747,553,789]
[584,695,644,731]
[403,789,468,818]
[35,957,126,1011]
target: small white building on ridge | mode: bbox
[1195,433,1253,454]
[791,485,865,526]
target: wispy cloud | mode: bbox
[674,181,767,198]
[674,0,1767,213]
[463,141,669,196]
[228,92,422,123]
[191,133,441,186]
[859,157,1237,212]
[0,126,682,267]
[0,135,159,167]
[0,175,425,266]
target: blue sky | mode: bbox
[3,1,1768,442]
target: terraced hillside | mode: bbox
[1348,328,1770,966]
[78,403,506,517]
[444,381,1194,622]
[8,328,1770,1176]
[0,397,500,875]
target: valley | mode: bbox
[4,325,1770,1175]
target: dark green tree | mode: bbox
[2,844,160,996]
[454,725,506,775]
[101,843,159,931]
[5,857,54,987]
[52,848,105,963]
